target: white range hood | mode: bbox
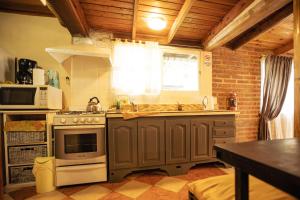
[46,43,112,65]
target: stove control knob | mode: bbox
[94,117,100,122]
[73,118,78,123]
[87,118,92,123]
[80,118,85,123]
[60,118,66,124]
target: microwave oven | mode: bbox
[0,84,62,109]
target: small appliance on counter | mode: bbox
[16,58,37,84]
[0,84,62,109]
[53,111,107,186]
[47,69,60,89]
[33,67,45,85]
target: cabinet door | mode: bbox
[138,119,165,167]
[191,119,212,161]
[108,119,137,170]
[166,119,190,164]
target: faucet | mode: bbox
[130,101,138,112]
[202,96,208,110]
[177,102,183,111]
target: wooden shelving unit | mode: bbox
[1,110,57,190]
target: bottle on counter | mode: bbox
[227,92,237,111]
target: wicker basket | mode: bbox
[9,165,35,184]
[8,145,47,164]
[7,131,46,145]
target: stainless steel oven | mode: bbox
[55,125,105,160]
[53,112,107,186]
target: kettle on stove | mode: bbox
[86,97,102,112]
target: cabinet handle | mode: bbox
[21,147,34,151]
[23,167,33,171]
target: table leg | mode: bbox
[235,167,249,200]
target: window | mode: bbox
[112,40,161,95]
[112,41,200,96]
[162,53,199,91]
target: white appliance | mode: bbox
[53,111,107,186]
[0,84,62,109]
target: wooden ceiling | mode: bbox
[248,14,294,55]
[0,0,53,17]
[76,0,239,44]
[0,0,294,55]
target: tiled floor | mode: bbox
[5,164,228,200]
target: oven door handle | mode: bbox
[54,125,105,129]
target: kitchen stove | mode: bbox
[54,111,105,125]
[53,110,107,186]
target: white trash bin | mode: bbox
[33,157,56,194]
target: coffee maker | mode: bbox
[16,58,37,84]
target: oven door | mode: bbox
[54,125,105,161]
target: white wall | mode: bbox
[0,12,213,110]
[64,49,213,110]
[0,12,72,108]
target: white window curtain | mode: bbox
[260,57,294,139]
[112,40,161,96]
[162,55,198,91]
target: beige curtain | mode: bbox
[258,55,292,140]
[268,63,294,139]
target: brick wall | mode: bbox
[212,46,267,142]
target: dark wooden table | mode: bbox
[215,139,300,200]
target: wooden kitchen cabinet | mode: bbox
[138,119,165,167]
[165,119,191,164]
[108,119,138,170]
[107,114,236,182]
[191,119,212,161]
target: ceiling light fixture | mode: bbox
[146,17,167,31]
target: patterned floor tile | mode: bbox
[155,177,187,193]
[137,186,179,200]
[59,184,93,196]
[135,173,165,185]
[4,194,14,200]
[177,185,189,200]
[181,166,225,182]
[101,192,133,200]
[6,164,227,200]
[125,172,145,180]
[25,191,67,200]
[100,179,129,191]
[9,186,36,200]
[70,185,111,200]
[115,180,151,199]
[219,167,234,174]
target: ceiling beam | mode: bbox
[0,1,53,17]
[227,2,293,50]
[132,0,139,40]
[167,0,196,43]
[47,0,89,36]
[202,0,292,51]
[273,40,293,55]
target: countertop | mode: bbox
[106,110,240,118]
